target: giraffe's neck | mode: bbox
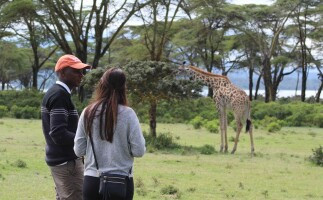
[188,67,229,88]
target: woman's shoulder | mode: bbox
[118,105,135,114]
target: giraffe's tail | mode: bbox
[245,100,252,133]
[246,119,252,133]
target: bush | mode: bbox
[0,90,43,109]
[190,116,204,129]
[230,120,237,132]
[0,105,8,118]
[11,105,39,119]
[204,119,219,133]
[313,114,323,128]
[200,144,216,155]
[309,146,323,166]
[144,132,179,150]
[267,122,282,132]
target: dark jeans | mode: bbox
[83,175,134,200]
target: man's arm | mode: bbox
[49,96,76,145]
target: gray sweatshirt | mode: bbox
[74,105,146,177]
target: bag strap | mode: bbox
[89,132,99,170]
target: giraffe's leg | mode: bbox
[219,115,224,153]
[224,110,228,153]
[218,108,225,153]
[231,119,243,154]
[249,123,255,156]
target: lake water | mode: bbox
[201,88,321,99]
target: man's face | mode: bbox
[59,67,84,88]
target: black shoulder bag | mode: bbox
[89,133,130,200]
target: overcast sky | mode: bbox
[230,0,274,5]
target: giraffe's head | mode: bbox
[177,62,191,76]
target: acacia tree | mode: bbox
[3,0,57,89]
[237,1,300,102]
[130,0,185,62]
[292,0,322,101]
[122,0,188,136]
[185,0,241,97]
[38,0,145,68]
[0,41,28,90]
[235,32,262,100]
[0,0,12,40]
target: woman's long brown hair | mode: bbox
[84,68,127,142]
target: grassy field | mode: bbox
[0,118,322,200]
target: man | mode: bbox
[41,54,91,200]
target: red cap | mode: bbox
[55,54,91,72]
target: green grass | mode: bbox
[0,118,322,200]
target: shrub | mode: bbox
[200,144,216,155]
[252,101,292,120]
[0,105,8,118]
[309,146,323,166]
[190,116,204,129]
[230,120,237,132]
[11,105,22,119]
[267,122,282,132]
[313,114,323,128]
[11,106,39,119]
[204,119,219,133]
[144,132,179,150]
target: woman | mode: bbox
[74,67,146,200]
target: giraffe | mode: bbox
[178,65,255,155]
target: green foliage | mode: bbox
[0,105,8,118]
[204,119,219,133]
[252,101,292,120]
[309,146,323,167]
[313,114,323,128]
[0,41,29,85]
[10,105,39,119]
[144,131,179,150]
[123,61,201,103]
[0,90,43,109]
[190,116,204,129]
[200,144,216,155]
[230,120,237,132]
[267,122,282,132]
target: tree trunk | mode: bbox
[1,82,5,90]
[248,67,254,101]
[254,73,262,100]
[32,67,38,89]
[262,57,273,102]
[301,69,307,101]
[149,100,157,138]
[315,81,322,103]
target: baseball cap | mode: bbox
[55,54,91,72]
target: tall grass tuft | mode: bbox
[309,146,323,166]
